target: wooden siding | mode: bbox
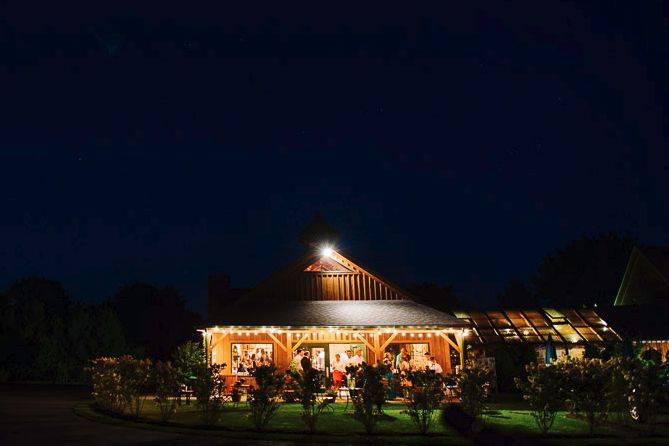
[244,250,410,302]
[250,271,407,301]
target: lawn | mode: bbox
[88,400,470,445]
[78,395,669,445]
[483,394,669,445]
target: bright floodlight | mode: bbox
[321,246,334,257]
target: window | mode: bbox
[387,343,430,368]
[231,343,273,374]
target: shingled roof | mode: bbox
[210,299,467,328]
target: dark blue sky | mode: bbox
[1,3,668,312]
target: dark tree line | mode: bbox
[498,232,635,308]
[0,277,202,383]
[408,232,635,311]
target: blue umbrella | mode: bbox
[545,335,557,365]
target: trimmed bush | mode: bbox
[561,358,611,435]
[290,368,329,433]
[87,357,124,413]
[626,361,664,429]
[192,362,227,425]
[515,363,566,434]
[456,362,492,430]
[117,356,152,418]
[351,363,388,434]
[606,358,632,423]
[248,364,284,431]
[404,369,444,435]
[87,356,151,417]
[153,361,181,422]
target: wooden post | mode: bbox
[455,330,465,370]
[373,332,381,362]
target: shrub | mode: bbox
[640,348,662,365]
[248,364,285,431]
[153,361,181,422]
[562,358,610,435]
[515,363,566,434]
[606,358,632,423]
[282,374,299,403]
[290,368,329,433]
[87,357,124,413]
[351,363,387,434]
[404,369,444,435]
[626,361,664,429]
[87,356,151,417]
[456,362,492,428]
[192,362,227,425]
[117,356,152,418]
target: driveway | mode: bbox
[0,384,285,445]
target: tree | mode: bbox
[497,279,536,308]
[0,277,128,383]
[532,233,635,307]
[172,341,206,387]
[407,282,460,312]
[111,283,202,359]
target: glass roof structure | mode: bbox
[454,308,620,344]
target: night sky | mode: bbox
[1,3,668,312]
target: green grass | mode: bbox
[76,396,669,446]
[78,401,469,445]
[483,409,669,445]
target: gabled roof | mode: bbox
[210,299,467,328]
[239,248,412,303]
[614,246,669,306]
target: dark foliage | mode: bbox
[489,343,536,392]
[0,277,128,383]
[640,348,662,364]
[153,361,181,422]
[171,340,206,387]
[404,369,445,434]
[111,283,203,359]
[289,367,329,433]
[248,364,285,431]
[351,363,387,434]
[532,232,634,307]
[407,282,460,312]
[192,362,227,425]
[497,279,536,308]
